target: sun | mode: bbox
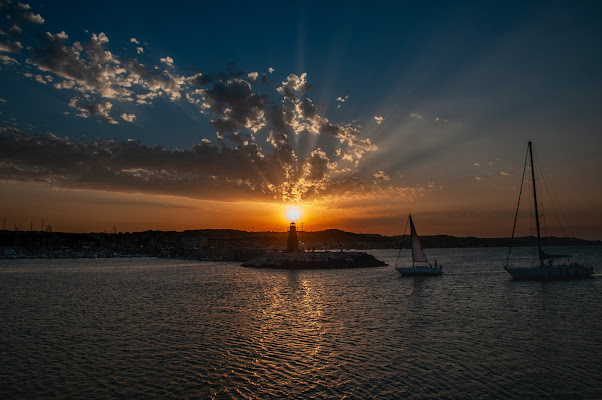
[285,206,302,222]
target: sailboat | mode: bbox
[395,215,442,276]
[504,141,593,280]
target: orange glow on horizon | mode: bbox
[2,182,601,239]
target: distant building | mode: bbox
[181,236,200,250]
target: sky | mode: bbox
[1,0,601,238]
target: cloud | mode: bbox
[23,73,53,84]
[160,56,174,67]
[0,24,22,37]
[24,11,44,24]
[336,95,349,109]
[0,54,18,64]
[0,39,22,52]
[373,170,389,181]
[500,171,509,176]
[136,46,144,54]
[374,115,383,124]
[0,128,284,201]
[0,124,391,203]
[9,24,22,35]
[184,69,378,171]
[0,98,6,103]
[27,30,184,104]
[120,113,136,122]
[0,3,388,204]
[34,74,46,84]
[68,97,117,124]
[278,72,311,94]
[1,1,44,25]
[409,112,423,119]
[53,80,75,89]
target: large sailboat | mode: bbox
[504,142,593,280]
[395,215,442,276]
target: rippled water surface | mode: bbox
[1,247,601,399]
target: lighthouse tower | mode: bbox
[286,222,298,252]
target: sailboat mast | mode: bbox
[528,141,543,265]
[409,215,415,267]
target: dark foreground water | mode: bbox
[1,247,601,399]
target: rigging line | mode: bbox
[534,152,554,242]
[395,215,410,268]
[541,207,549,244]
[534,150,574,238]
[506,145,529,266]
[533,155,551,243]
[528,172,536,263]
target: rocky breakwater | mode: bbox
[241,251,386,269]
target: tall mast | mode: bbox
[409,215,415,267]
[528,141,543,265]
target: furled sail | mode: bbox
[410,215,429,263]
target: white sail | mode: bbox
[410,215,428,263]
[396,214,442,276]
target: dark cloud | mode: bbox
[0,24,21,38]
[181,68,383,200]
[0,0,44,26]
[9,24,21,36]
[299,98,317,119]
[0,37,22,52]
[0,128,394,203]
[187,69,246,87]
[0,128,260,200]
[188,70,376,154]
[203,79,268,132]
[68,98,117,124]
[0,54,18,64]
[0,1,384,202]
[188,73,213,86]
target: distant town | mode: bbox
[0,228,599,261]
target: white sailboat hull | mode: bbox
[505,265,593,280]
[395,266,442,276]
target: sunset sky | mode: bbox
[1,1,601,238]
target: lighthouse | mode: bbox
[286,222,298,252]
[243,220,386,269]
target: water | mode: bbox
[1,247,601,399]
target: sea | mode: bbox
[1,246,601,399]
